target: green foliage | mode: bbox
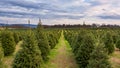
[0,45,4,68]
[18,32,23,41]
[112,32,118,44]
[13,32,20,44]
[1,31,15,56]
[116,37,120,49]
[47,30,61,49]
[72,31,86,55]
[36,21,50,61]
[12,31,43,68]
[87,42,111,68]
[48,33,57,49]
[64,29,118,68]
[104,32,115,54]
[76,34,95,68]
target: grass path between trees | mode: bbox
[3,41,22,68]
[42,32,78,68]
[110,50,120,68]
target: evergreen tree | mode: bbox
[87,42,111,68]
[36,19,50,61]
[112,33,118,44]
[0,45,4,68]
[48,33,56,49]
[13,32,19,44]
[72,31,87,56]
[116,37,120,50]
[12,31,43,68]
[1,31,15,56]
[72,32,83,55]
[76,34,95,68]
[104,32,115,54]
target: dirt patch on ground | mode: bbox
[110,50,120,68]
[110,57,120,64]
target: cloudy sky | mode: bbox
[0,0,120,25]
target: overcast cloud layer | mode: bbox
[0,0,120,25]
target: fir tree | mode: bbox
[0,45,4,68]
[12,31,43,68]
[1,31,15,56]
[104,32,115,54]
[87,42,111,68]
[72,32,83,55]
[36,19,50,61]
[13,32,20,44]
[76,34,95,68]
[48,33,57,49]
[116,37,120,50]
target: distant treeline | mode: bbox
[44,24,120,28]
[0,23,120,29]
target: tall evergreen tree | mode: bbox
[0,45,4,68]
[12,31,43,68]
[1,31,15,56]
[104,32,115,54]
[72,32,83,55]
[116,36,120,50]
[48,33,57,49]
[36,19,50,61]
[87,41,111,68]
[76,33,95,68]
[13,32,20,44]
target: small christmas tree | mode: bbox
[116,36,120,50]
[12,31,43,68]
[0,45,4,68]
[76,34,95,68]
[13,32,20,44]
[36,19,50,61]
[104,32,115,54]
[1,31,15,56]
[87,41,111,68]
[48,33,57,49]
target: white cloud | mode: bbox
[84,1,120,18]
[42,17,120,25]
[0,0,120,25]
[53,12,84,17]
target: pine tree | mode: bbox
[72,32,83,55]
[104,32,115,54]
[48,33,56,49]
[12,31,43,68]
[36,19,50,61]
[0,45,4,68]
[87,41,111,68]
[76,34,95,68]
[13,32,20,44]
[1,31,15,56]
[112,33,118,44]
[116,36,120,50]
[72,31,87,56]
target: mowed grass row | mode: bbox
[3,41,22,68]
[42,31,78,68]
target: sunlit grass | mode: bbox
[2,41,22,68]
[41,35,62,68]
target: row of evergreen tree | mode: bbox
[0,20,61,68]
[64,29,120,68]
